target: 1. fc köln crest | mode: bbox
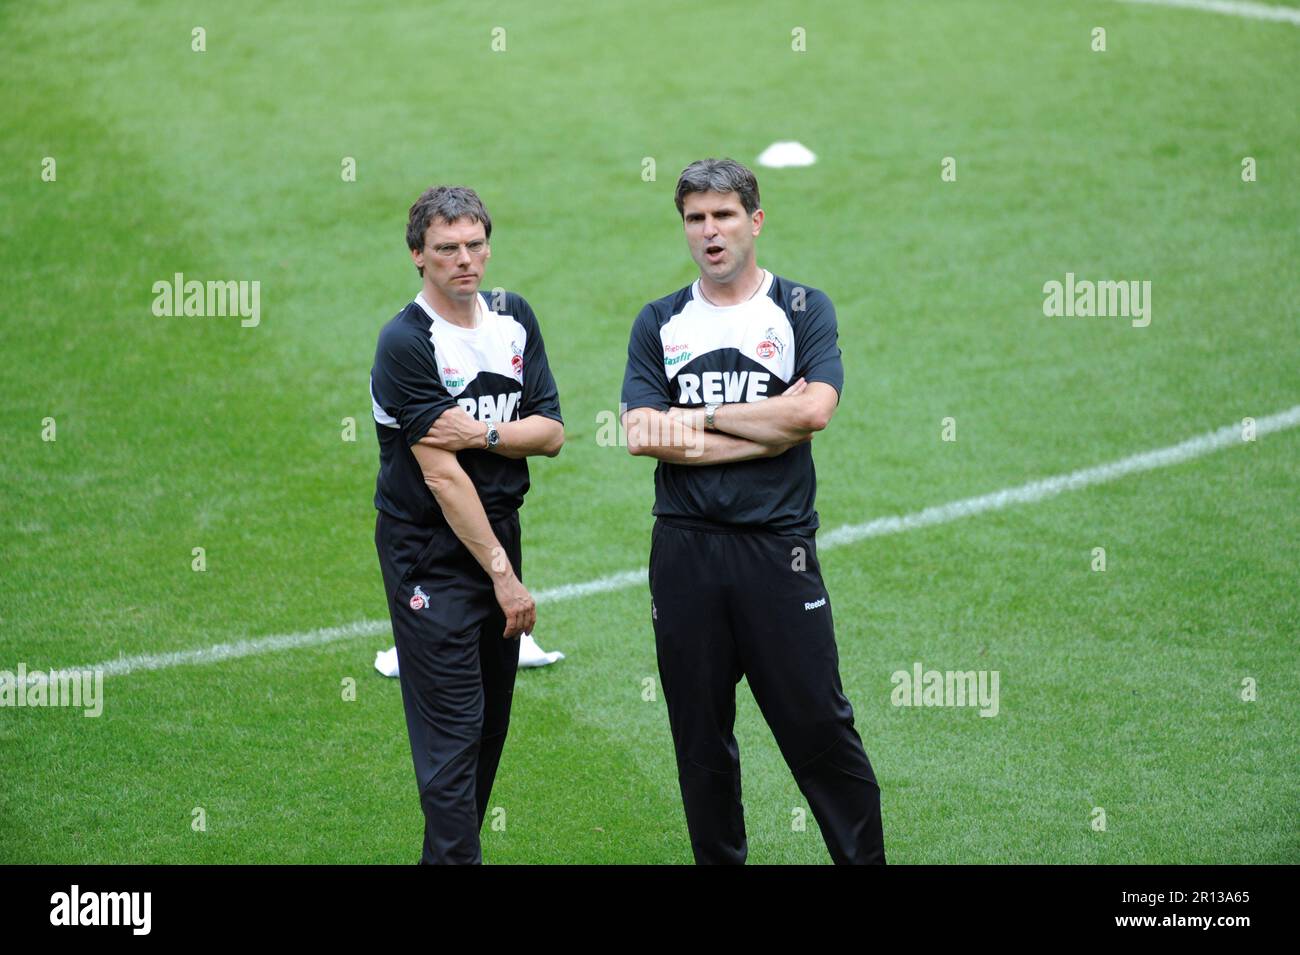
[409,585,429,611]
[756,327,786,360]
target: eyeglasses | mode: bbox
[427,240,489,258]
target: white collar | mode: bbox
[414,290,483,332]
[692,269,772,310]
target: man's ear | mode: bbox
[751,208,765,237]
[411,247,425,271]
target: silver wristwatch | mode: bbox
[485,423,500,448]
[704,403,720,430]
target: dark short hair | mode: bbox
[407,186,492,274]
[674,158,761,218]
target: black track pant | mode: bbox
[648,517,885,865]
[375,509,522,865]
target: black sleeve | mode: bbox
[793,289,844,398]
[371,324,458,447]
[514,295,564,424]
[619,304,670,413]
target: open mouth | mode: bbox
[704,245,725,263]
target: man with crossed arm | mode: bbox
[620,158,885,864]
[370,185,563,864]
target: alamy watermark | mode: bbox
[0,664,104,717]
[597,402,706,458]
[50,885,150,934]
[1042,272,1150,328]
[151,272,260,327]
[891,662,999,717]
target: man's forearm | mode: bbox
[411,441,533,638]
[624,410,773,465]
[687,382,836,446]
[424,464,513,581]
[707,396,824,446]
[492,415,564,459]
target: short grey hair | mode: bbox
[674,158,761,218]
[407,185,493,274]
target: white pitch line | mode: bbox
[15,572,651,686]
[1118,0,1300,25]
[821,406,1300,548]
[24,405,1299,683]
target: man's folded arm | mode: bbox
[698,380,839,446]
[418,408,564,459]
[622,406,788,465]
[492,414,564,459]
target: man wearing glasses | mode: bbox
[370,185,564,864]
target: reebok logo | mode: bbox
[804,597,827,611]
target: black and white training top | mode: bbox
[620,271,844,533]
[370,290,563,527]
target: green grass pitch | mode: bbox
[1,0,1296,863]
